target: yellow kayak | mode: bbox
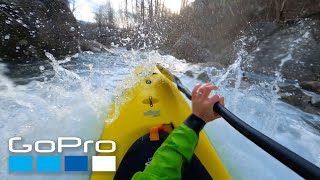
[91,65,230,180]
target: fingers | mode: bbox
[199,83,218,98]
[219,97,225,106]
[192,83,218,99]
[209,95,224,105]
[192,83,202,98]
[203,83,218,91]
[209,94,219,104]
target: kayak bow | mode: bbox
[91,65,231,180]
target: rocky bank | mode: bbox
[0,0,80,63]
[169,0,320,114]
[241,20,320,114]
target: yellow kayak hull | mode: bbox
[91,65,231,180]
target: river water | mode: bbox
[0,48,319,180]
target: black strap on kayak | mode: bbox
[173,76,320,179]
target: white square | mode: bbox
[92,156,116,172]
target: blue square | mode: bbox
[9,156,33,172]
[36,156,61,172]
[64,156,88,172]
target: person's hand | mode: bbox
[192,83,224,123]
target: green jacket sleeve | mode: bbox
[132,114,205,180]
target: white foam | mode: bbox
[0,49,319,180]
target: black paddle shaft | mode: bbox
[174,76,320,179]
[213,103,320,179]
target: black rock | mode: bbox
[300,81,320,95]
[197,72,210,82]
[0,0,80,63]
[185,70,194,78]
[242,20,320,82]
[278,85,319,114]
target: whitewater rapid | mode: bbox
[0,49,319,180]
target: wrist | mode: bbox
[183,114,206,136]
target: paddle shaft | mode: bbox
[174,76,320,179]
[213,103,320,179]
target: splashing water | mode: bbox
[0,48,319,180]
[0,49,186,180]
[176,35,320,179]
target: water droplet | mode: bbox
[39,66,45,71]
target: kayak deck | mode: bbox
[91,65,230,180]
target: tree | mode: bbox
[181,0,188,10]
[274,0,287,22]
[94,2,115,26]
[155,0,159,18]
[68,0,77,12]
[141,0,145,24]
[94,6,104,37]
[125,0,129,27]
[149,0,153,23]
[107,0,115,26]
